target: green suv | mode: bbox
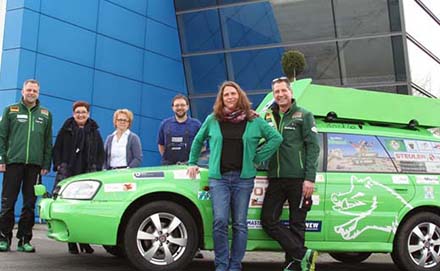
[38,79,440,271]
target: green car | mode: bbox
[38,79,440,271]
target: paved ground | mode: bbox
[0,225,400,271]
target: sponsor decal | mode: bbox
[424,186,435,200]
[197,191,211,200]
[104,183,137,192]
[311,126,318,133]
[315,174,324,183]
[173,169,200,180]
[133,171,164,179]
[305,221,322,232]
[331,176,413,240]
[249,176,269,208]
[418,141,433,152]
[292,111,303,118]
[394,152,428,162]
[17,114,28,119]
[404,140,418,152]
[40,109,49,116]
[392,175,409,185]
[10,106,19,112]
[425,162,440,173]
[416,175,439,185]
[312,195,320,206]
[247,219,322,232]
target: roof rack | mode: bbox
[256,79,440,129]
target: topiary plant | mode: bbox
[281,50,306,82]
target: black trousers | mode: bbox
[0,163,41,243]
[261,178,307,261]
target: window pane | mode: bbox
[229,48,283,91]
[220,2,281,48]
[379,137,440,174]
[334,0,401,38]
[269,0,335,43]
[177,9,223,53]
[407,40,440,97]
[286,42,341,86]
[403,0,440,58]
[339,36,406,85]
[184,53,227,94]
[190,96,216,122]
[327,133,396,172]
[420,0,440,19]
[174,0,217,11]
[220,0,334,48]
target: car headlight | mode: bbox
[60,180,100,200]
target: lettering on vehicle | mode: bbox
[247,220,322,232]
[416,175,439,185]
[392,175,409,185]
[331,176,413,240]
[104,183,137,192]
[305,221,322,232]
[133,171,165,179]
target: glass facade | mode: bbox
[403,0,440,97]
[174,0,425,120]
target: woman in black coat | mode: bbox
[52,101,104,254]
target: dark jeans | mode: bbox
[261,178,307,261]
[0,163,41,243]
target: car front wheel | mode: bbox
[123,201,199,271]
[392,212,440,271]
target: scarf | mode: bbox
[222,108,259,123]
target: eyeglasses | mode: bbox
[74,111,88,115]
[116,119,129,123]
[173,104,187,108]
[272,76,289,84]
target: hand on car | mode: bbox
[303,180,314,198]
[187,166,199,179]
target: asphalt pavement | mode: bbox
[0,224,400,271]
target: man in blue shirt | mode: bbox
[157,95,201,165]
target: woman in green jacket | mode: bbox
[187,81,282,271]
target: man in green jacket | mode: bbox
[261,77,320,271]
[0,79,52,253]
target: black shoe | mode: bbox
[79,243,94,254]
[68,243,79,254]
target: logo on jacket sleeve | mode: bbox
[10,106,19,112]
[40,109,49,116]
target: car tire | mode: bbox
[328,252,371,263]
[391,212,440,271]
[123,201,199,271]
[103,245,125,258]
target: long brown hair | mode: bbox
[213,81,253,120]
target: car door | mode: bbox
[324,133,415,243]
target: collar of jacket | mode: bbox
[270,99,298,116]
[20,98,40,111]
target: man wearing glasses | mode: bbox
[157,94,201,165]
[0,79,52,253]
[261,77,320,271]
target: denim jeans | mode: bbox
[209,171,255,271]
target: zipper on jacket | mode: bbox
[25,108,32,163]
[299,150,303,169]
[276,113,284,178]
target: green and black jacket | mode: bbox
[0,99,53,170]
[265,100,320,181]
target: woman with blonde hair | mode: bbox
[187,81,282,271]
[104,109,142,169]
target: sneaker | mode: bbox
[17,240,35,253]
[284,260,300,271]
[300,249,318,271]
[0,240,9,252]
